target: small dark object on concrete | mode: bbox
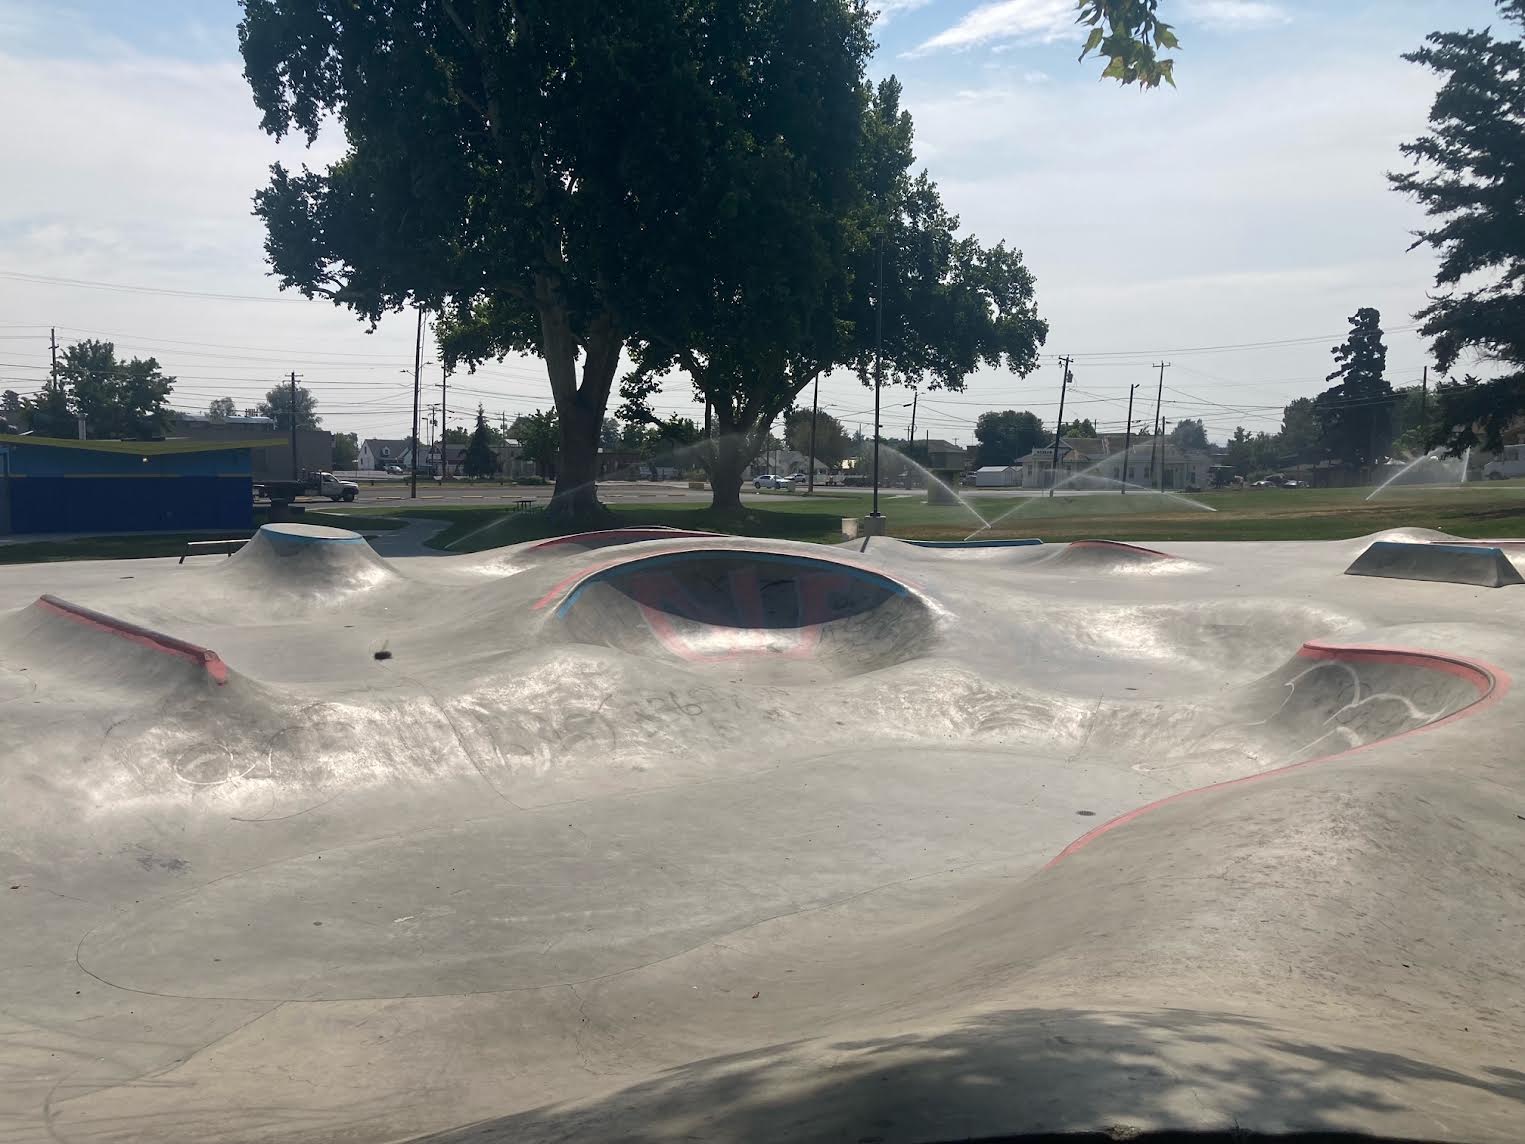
[373,649,393,661]
[1076,810,1096,816]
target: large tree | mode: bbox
[1315,307,1394,469]
[1168,418,1208,451]
[240,0,873,525]
[785,408,852,468]
[623,77,1047,509]
[511,409,560,478]
[255,382,321,430]
[1390,0,1525,453]
[974,409,1046,466]
[462,405,500,478]
[207,396,238,422]
[28,339,175,440]
[333,431,359,469]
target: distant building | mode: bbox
[170,411,332,480]
[1018,435,1214,491]
[359,438,416,471]
[974,465,1020,487]
[921,439,965,471]
[0,435,270,535]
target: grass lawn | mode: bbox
[7,483,1522,564]
[418,481,1525,552]
[0,509,411,565]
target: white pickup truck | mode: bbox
[254,471,360,503]
[1483,444,1525,480]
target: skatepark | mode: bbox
[2,522,1522,1143]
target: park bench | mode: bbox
[514,498,534,512]
[179,538,248,564]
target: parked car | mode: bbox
[961,472,977,486]
[1281,479,1308,489]
[788,472,809,483]
[752,473,787,489]
[384,464,405,475]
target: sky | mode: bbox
[0,0,1505,449]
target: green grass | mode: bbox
[0,509,411,565]
[436,482,1525,552]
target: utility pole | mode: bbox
[1121,383,1138,495]
[440,358,449,479]
[907,388,918,454]
[1420,365,1429,453]
[1150,361,1169,493]
[870,236,885,520]
[49,328,58,388]
[410,307,423,498]
[1048,356,1073,497]
[288,370,299,478]
[806,373,819,494]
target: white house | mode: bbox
[974,465,1020,487]
[359,438,414,470]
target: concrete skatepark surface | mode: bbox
[1,522,1522,1143]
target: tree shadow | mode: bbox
[408,1005,1523,1143]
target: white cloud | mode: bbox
[1179,0,1291,30]
[871,0,935,19]
[908,0,1074,56]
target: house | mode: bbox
[0,435,271,535]
[171,410,332,480]
[1018,435,1214,491]
[359,438,415,471]
[974,465,1020,487]
[425,441,527,478]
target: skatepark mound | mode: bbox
[216,522,401,602]
[1345,539,1524,587]
[0,594,231,692]
[552,547,937,677]
[1042,538,1203,574]
[523,526,719,557]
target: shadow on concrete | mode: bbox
[407,1006,1524,1143]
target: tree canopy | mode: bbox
[785,408,853,468]
[240,0,880,523]
[1389,0,1525,452]
[1315,307,1394,468]
[622,75,1046,509]
[333,431,359,469]
[1059,418,1099,439]
[511,410,560,477]
[1167,418,1209,451]
[21,339,175,440]
[207,397,238,421]
[255,382,321,430]
[974,409,1046,466]
[462,406,500,478]
[1077,0,1179,89]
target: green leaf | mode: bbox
[1079,26,1105,60]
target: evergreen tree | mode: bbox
[1315,308,1394,468]
[1390,2,1525,451]
[462,405,500,479]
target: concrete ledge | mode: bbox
[1345,540,1524,587]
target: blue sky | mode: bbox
[0,0,1505,444]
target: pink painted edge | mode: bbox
[36,595,229,686]
[1045,640,1510,867]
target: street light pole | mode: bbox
[807,372,819,494]
[1048,356,1072,498]
[410,308,423,499]
[1122,383,1138,495]
[870,237,885,520]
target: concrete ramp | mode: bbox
[1345,540,1524,587]
[1042,538,1203,574]
[552,548,937,678]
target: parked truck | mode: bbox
[254,471,360,504]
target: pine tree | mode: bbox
[462,405,500,479]
[1315,308,1394,469]
[1389,1,1525,451]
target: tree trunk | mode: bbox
[537,287,620,529]
[707,431,751,511]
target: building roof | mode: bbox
[975,464,1017,472]
[1,434,281,455]
[173,410,275,427]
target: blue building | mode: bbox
[0,436,271,535]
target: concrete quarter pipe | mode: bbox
[0,523,1521,1143]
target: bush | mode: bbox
[513,475,548,486]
